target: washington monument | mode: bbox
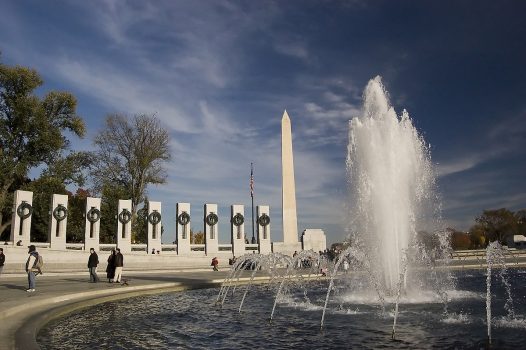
[281,110,299,243]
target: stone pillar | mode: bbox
[10,190,34,246]
[176,202,191,255]
[147,201,162,255]
[281,110,299,244]
[116,199,132,253]
[204,203,219,256]
[231,204,245,257]
[84,197,102,251]
[257,205,271,254]
[49,194,68,250]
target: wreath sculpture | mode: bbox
[87,207,101,223]
[231,213,244,227]
[53,204,68,222]
[118,208,132,224]
[148,211,162,225]
[205,213,219,226]
[17,202,33,220]
[177,211,190,225]
[258,213,270,227]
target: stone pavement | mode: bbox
[0,269,242,350]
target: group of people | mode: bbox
[88,248,124,283]
[6,245,230,292]
[4,245,127,292]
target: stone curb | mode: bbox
[2,275,278,350]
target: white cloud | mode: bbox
[435,156,482,177]
[274,41,310,60]
[51,57,199,133]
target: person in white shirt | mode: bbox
[26,245,38,292]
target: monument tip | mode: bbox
[282,110,290,120]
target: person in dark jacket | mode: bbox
[114,248,124,283]
[0,248,5,276]
[106,249,116,283]
[87,248,99,283]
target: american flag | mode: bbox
[250,163,254,197]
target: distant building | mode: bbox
[507,235,526,249]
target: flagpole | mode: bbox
[251,163,256,244]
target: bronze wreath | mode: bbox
[53,204,68,222]
[118,208,132,224]
[231,213,244,226]
[148,211,162,225]
[258,213,270,227]
[17,202,33,220]
[177,211,190,225]
[205,212,218,226]
[87,207,101,223]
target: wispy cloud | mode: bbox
[2,1,525,244]
[435,155,485,177]
[436,110,526,177]
[52,57,199,133]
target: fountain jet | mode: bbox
[347,76,438,293]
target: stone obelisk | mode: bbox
[281,110,298,243]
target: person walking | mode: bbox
[106,249,116,283]
[0,248,5,276]
[211,257,219,271]
[114,248,124,283]
[88,248,99,283]
[25,245,38,292]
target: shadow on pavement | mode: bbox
[2,284,27,291]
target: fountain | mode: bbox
[37,77,526,350]
[485,241,518,345]
[346,76,448,294]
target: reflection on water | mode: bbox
[38,270,526,349]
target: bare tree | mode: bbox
[92,114,171,215]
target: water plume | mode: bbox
[346,76,440,293]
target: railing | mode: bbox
[245,244,258,251]
[451,248,526,269]
[18,240,275,255]
[218,244,233,252]
[66,243,83,250]
[190,244,205,252]
[132,244,147,252]
[162,244,177,252]
[100,243,117,251]
[31,242,50,248]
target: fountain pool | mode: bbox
[38,269,526,349]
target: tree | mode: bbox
[476,208,518,244]
[20,153,92,242]
[190,230,205,244]
[99,183,128,244]
[516,209,526,234]
[91,114,171,217]
[134,201,149,243]
[0,61,85,236]
[67,188,91,243]
[468,224,486,249]
[450,230,471,250]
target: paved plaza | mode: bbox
[0,270,236,350]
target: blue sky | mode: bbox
[1,1,525,245]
